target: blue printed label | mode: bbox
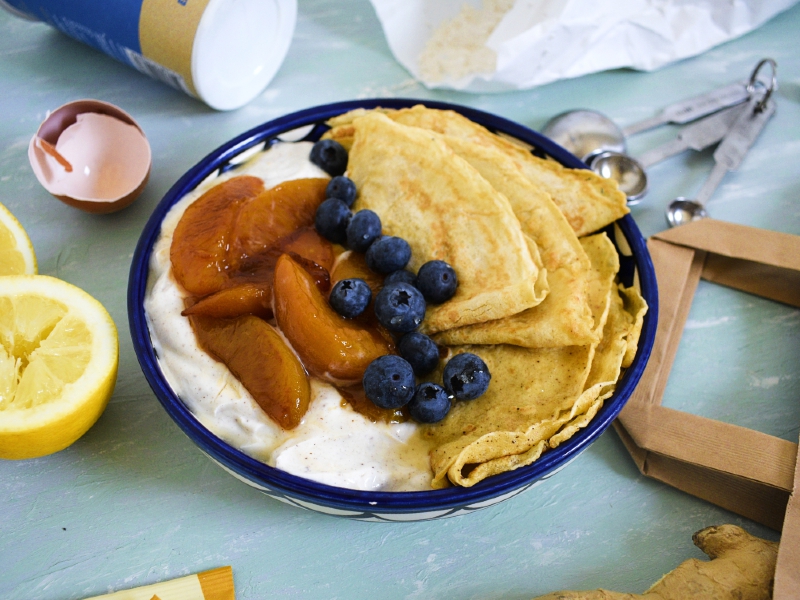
[3,0,144,67]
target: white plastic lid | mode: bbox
[192,0,297,111]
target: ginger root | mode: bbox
[533,524,778,600]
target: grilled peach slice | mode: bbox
[190,314,310,429]
[171,175,264,296]
[273,254,393,383]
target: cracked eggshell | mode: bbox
[28,100,151,214]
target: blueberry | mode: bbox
[442,352,491,400]
[315,198,351,245]
[309,139,348,177]
[346,209,382,252]
[374,282,426,333]
[408,383,451,423]
[329,278,372,318]
[416,260,458,304]
[383,269,417,287]
[325,175,357,207]
[398,332,440,376]
[365,235,412,274]
[362,355,415,409]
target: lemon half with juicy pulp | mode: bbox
[0,202,37,275]
[0,275,118,459]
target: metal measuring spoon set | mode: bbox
[542,59,777,226]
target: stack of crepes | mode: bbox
[322,106,647,488]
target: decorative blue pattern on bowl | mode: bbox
[128,99,658,521]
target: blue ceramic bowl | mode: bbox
[128,99,658,522]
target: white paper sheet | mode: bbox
[369,0,797,92]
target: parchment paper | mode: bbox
[369,0,799,92]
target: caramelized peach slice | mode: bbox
[233,227,334,293]
[273,254,393,384]
[231,178,329,266]
[184,250,331,321]
[197,233,332,322]
[234,249,331,294]
[330,250,384,295]
[190,314,310,429]
[182,283,273,319]
[279,226,334,272]
[171,175,265,296]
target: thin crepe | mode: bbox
[326,105,629,237]
[423,233,642,487]
[551,282,648,452]
[346,112,547,334]
[429,134,595,347]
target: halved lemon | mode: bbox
[0,275,118,459]
[0,202,37,275]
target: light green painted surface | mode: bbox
[1,2,798,598]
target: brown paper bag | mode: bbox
[612,219,800,596]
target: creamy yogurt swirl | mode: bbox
[145,141,433,491]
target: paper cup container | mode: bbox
[0,0,297,110]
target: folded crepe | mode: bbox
[427,134,595,347]
[326,105,629,237]
[619,284,647,368]
[346,112,547,334]
[323,106,647,488]
[327,108,596,347]
[422,233,647,487]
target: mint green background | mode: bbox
[1,2,799,598]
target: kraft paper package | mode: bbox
[612,218,800,598]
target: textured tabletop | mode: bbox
[1,2,799,598]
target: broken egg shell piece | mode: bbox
[28,100,151,214]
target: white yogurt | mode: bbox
[145,141,433,492]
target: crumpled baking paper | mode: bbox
[368,0,798,93]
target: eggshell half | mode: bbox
[28,100,152,214]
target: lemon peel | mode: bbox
[0,275,118,459]
[0,202,37,276]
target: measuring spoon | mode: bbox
[587,102,747,204]
[542,57,777,160]
[666,83,777,227]
[542,79,750,160]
